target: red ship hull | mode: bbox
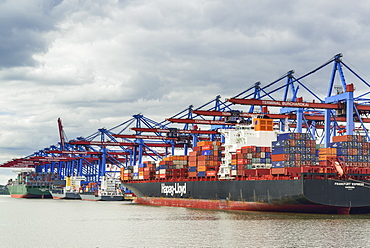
[134,197,352,214]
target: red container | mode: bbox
[202,145,214,150]
[206,171,217,177]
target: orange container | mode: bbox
[188,161,197,167]
[188,172,197,177]
[271,154,289,161]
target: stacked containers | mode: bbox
[125,162,156,180]
[138,163,146,180]
[318,148,337,166]
[231,146,272,176]
[189,141,222,178]
[142,161,156,180]
[158,157,173,179]
[171,155,188,178]
[132,164,139,180]
[85,182,98,192]
[157,155,189,179]
[120,166,133,181]
[188,150,200,178]
[328,135,370,167]
[22,172,58,185]
[271,133,316,168]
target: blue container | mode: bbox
[277,133,295,141]
[358,156,364,162]
[159,164,168,169]
[302,133,311,140]
[133,172,139,177]
[347,156,353,162]
[201,150,213,156]
[336,148,344,156]
[265,152,271,158]
[329,142,342,148]
[188,166,197,172]
[306,154,312,161]
[272,147,290,154]
[272,140,290,147]
[197,171,206,177]
[354,155,359,162]
[272,161,286,168]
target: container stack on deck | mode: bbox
[318,148,337,166]
[271,133,317,168]
[16,172,57,185]
[121,166,133,181]
[189,141,222,178]
[84,182,98,192]
[143,161,156,180]
[327,135,370,167]
[231,146,272,176]
[158,155,188,179]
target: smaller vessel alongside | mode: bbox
[80,176,123,201]
[50,176,85,199]
[7,168,53,198]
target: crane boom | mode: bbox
[228,98,370,111]
[192,110,370,123]
[112,134,177,140]
[57,118,66,150]
[228,98,341,109]
[131,127,219,134]
[166,118,237,125]
[69,140,184,148]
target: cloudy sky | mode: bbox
[1,0,370,184]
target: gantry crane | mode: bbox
[3,53,370,185]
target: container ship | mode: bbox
[7,169,54,198]
[50,176,85,199]
[122,119,370,214]
[80,176,123,201]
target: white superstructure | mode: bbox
[218,119,281,179]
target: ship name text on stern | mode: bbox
[334,182,365,190]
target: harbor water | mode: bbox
[1,195,370,247]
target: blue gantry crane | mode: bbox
[2,53,370,194]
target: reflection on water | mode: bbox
[0,196,369,247]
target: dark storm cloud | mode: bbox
[0,0,63,69]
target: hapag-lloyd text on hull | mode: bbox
[161,183,186,196]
